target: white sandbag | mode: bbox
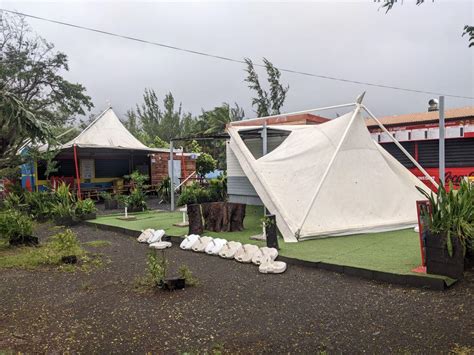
[180,234,200,250]
[205,238,227,255]
[219,241,242,259]
[251,247,278,265]
[192,236,213,252]
[259,256,287,274]
[235,244,260,263]
[137,229,155,243]
[148,229,165,244]
[149,241,172,250]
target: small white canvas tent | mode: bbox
[227,101,435,242]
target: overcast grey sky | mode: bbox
[3,0,474,121]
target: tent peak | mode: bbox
[356,92,366,104]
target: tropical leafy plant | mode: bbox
[48,229,81,255]
[75,198,97,216]
[157,176,172,203]
[0,209,34,244]
[417,181,474,257]
[24,191,53,219]
[99,191,114,201]
[50,182,76,218]
[177,182,212,206]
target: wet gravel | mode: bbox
[0,223,472,353]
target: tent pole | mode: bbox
[170,141,175,211]
[362,105,438,188]
[73,144,81,200]
[241,103,357,124]
[297,104,362,238]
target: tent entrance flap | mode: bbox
[227,104,432,243]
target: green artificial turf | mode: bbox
[90,206,447,279]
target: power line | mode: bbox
[2,8,473,100]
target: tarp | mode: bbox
[39,108,170,152]
[228,106,431,242]
[61,108,153,150]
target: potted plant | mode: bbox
[128,187,147,212]
[24,191,52,222]
[100,191,118,210]
[51,203,79,226]
[75,198,97,220]
[0,209,38,246]
[417,181,473,279]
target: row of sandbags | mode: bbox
[179,234,287,274]
[137,229,172,249]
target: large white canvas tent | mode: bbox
[227,101,435,242]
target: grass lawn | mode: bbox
[90,206,440,278]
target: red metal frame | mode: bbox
[73,144,81,200]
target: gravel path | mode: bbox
[0,223,472,353]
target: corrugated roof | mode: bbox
[366,106,474,127]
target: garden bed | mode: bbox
[88,206,455,286]
[0,223,472,353]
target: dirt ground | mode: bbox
[0,223,473,354]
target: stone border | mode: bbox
[86,221,453,291]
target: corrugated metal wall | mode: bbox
[227,136,286,205]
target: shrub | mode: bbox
[177,183,211,206]
[129,188,147,210]
[2,192,24,211]
[147,250,168,286]
[196,152,217,178]
[178,264,199,286]
[418,180,473,257]
[99,191,113,201]
[48,229,82,256]
[157,176,171,203]
[24,191,53,219]
[75,198,97,216]
[208,174,228,202]
[51,182,76,218]
[0,209,34,244]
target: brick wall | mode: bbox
[150,152,196,186]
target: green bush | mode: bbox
[178,264,199,286]
[24,191,54,219]
[51,182,76,218]
[147,250,168,286]
[0,209,34,244]
[75,198,97,216]
[196,152,217,177]
[157,177,171,203]
[177,182,211,206]
[208,174,228,202]
[418,180,473,256]
[48,229,81,255]
[2,192,25,211]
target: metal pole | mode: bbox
[241,103,357,124]
[298,104,362,237]
[362,105,438,188]
[170,141,175,211]
[262,121,268,156]
[439,96,445,186]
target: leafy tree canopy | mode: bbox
[375,0,473,47]
[244,58,289,117]
[0,13,93,126]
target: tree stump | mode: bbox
[227,203,246,232]
[187,204,203,235]
[202,202,227,232]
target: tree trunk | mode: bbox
[187,204,203,235]
[226,203,246,232]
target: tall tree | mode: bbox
[125,89,192,143]
[0,89,52,170]
[244,58,289,117]
[0,12,93,125]
[376,0,473,47]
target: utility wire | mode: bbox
[2,8,473,100]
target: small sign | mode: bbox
[80,159,94,179]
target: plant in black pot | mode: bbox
[0,209,38,246]
[417,181,473,279]
[100,191,118,210]
[75,198,98,220]
[147,250,186,291]
[24,191,53,222]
